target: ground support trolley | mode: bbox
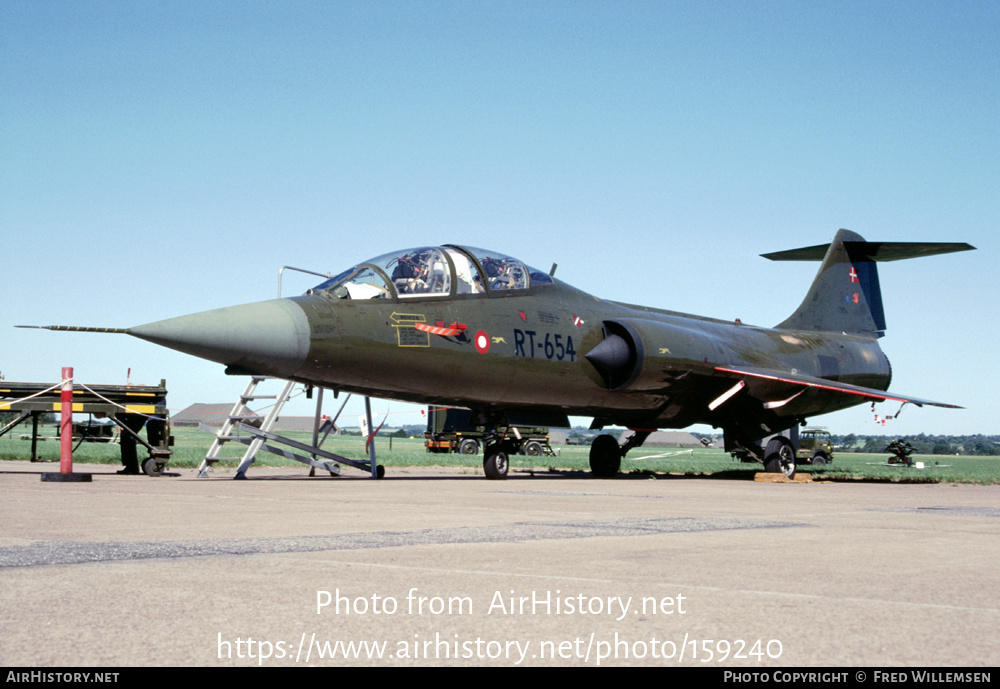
[0,380,172,475]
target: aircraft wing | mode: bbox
[713,365,963,409]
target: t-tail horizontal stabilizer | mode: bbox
[763,229,975,338]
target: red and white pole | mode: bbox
[41,367,90,483]
[60,367,73,474]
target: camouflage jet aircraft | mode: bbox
[32,229,973,479]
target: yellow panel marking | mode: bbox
[391,312,430,348]
[47,403,158,414]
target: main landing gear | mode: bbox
[588,430,649,478]
[763,436,797,479]
[728,430,799,479]
[589,434,621,477]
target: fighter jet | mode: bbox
[30,229,973,479]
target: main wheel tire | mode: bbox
[763,437,796,478]
[589,434,622,478]
[483,446,509,480]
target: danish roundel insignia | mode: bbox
[475,330,491,354]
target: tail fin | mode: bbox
[762,229,974,338]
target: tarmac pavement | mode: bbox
[1,460,997,667]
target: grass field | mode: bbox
[4,425,999,484]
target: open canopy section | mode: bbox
[309,245,552,301]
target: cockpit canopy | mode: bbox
[310,245,552,300]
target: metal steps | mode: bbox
[197,376,296,478]
[197,377,380,479]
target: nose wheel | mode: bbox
[483,443,510,480]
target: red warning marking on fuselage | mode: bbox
[415,322,463,337]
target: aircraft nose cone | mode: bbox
[129,299,310,377]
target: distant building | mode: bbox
[270,416,334,432]
[172,404,336,433]
[548,430,569,445]
[171,404,237,427]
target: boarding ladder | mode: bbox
[197,376,297,478]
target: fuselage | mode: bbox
[276,278,890,430]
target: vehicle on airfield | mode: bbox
[26,229,974,480]
[796,428,834,466]
[70,417,117,442]
[424,406,550,457]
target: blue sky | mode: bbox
[2,1,996,436]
